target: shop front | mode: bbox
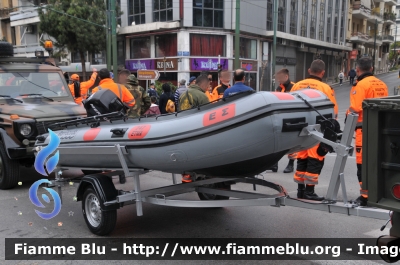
[155,57,178,86]
[241,60,258,90]
[190,57,229,88]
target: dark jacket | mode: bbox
[348,69,357,78]
[159,92,174,114]
[276,79,295,92]
[179,84,210,111]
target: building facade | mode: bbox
[346,0,396,73]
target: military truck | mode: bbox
[363,95,400,262]
[0,41,86,189]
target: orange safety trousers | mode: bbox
[294,144,325,185]
[355,128,368,198]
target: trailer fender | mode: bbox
[76,174,120,211]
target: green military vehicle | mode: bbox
[363,95,400,262]
[0,41,86,189]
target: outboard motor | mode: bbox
[83,89,128,117]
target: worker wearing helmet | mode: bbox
[68,68,98,104]
[346,57,388,206]
[290,59,338,201]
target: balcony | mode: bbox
[383,12,396,24]
[382,35,395,43]
[368,10,383,23]
[384,0,397,6]
[10,7,41,27]
[367,35,383,45]
[352,4,371,20]
[350,32,371,43]
[13,43,49,58]
[0,7,17,20]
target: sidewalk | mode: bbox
[328,70,395,87]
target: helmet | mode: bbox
[70,74,80,81]
[127,74,139,86]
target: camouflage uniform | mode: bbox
[125,74,151,118]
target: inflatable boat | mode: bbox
[35,89,335,177]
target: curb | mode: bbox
[330,70,395,87]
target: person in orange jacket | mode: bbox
[68,68,98,104]
[207,70,231,101]
[271,68,298,173]
[91,68,136,108]
[346,57,388,206]
[290,59,339,201]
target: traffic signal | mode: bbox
[217,64,222,73]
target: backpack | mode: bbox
[165,99,175,113]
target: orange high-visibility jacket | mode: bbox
[290,75,339,117]
[91,78,136,107]
[347,73,388,125]
[68,72,98,104]
[207,83,230,101]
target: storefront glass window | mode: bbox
[129,37,151,58]
[190,34,225,56]
[155,34,177,57]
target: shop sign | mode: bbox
[190,58,228,71]
[276,57,285,65]
[241,61,258,71]
[286,58,297,65]
[155,58,178,71]
[125,59,154,71]
[177,51,190,56]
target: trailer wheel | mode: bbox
[0,142,20,190]
[197,176,231,201]
[82,187,117,236]
[82,170,103,175]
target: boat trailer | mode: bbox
[48,113,389,235]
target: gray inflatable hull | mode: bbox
[36,90,335,177]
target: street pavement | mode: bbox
[0,72,398,265]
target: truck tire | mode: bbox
[82,187,117,236]
[0,41,14,57]
[0,143,20,189]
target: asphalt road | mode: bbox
[0,72,398,265]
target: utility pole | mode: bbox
[234,0,240,69]
[106,0,111,71]
[271,0,278,91]
[110,0,118,82]
[372,18,377,75]
[394,26,398,67]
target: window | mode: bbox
[290,0,297,35]
[193,0,224,28]
[155,34,177,57]
[130,37,150,58]
[278,0,286,32]
[71,51,87,63]
[301,0,308,37]
[92,51,106,64]
[154,0,173,22]
[333,0,339,44]
[233,37,257,59]
[310,0,317,39]
[319,0,325,41]
[340,0,345,43]
[267,0,273,30]
[128,0,145,26]
[190,34,225,56]
[326,0,332,42]
[117,0,122,26]
[117,39,125,66]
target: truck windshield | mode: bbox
[0,72,70,98]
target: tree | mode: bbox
[38,0,107,80]
[388,42,400,66]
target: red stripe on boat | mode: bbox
[83,128,101,141]
[271,92,295,100]
[301,89,321,98]
[203,103,236,127]
[128,124,151,139]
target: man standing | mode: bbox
[68,68,98,104]
[348,68,357,85]
[91,68,136,108]
[207,70,231,101]
[273,68,297,173]
[290,59,339,201]
[125,74,151,118]
[174,79,188,109]
[148,83,159,102]
[338,71,344,86]
[223,69,254,97]
[347,57,388,206]
[118,69,131,85]
[179,74,210,112]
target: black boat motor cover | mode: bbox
[83,89,128,117]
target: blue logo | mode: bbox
[30,129,62,220]
[29,179,61,220]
